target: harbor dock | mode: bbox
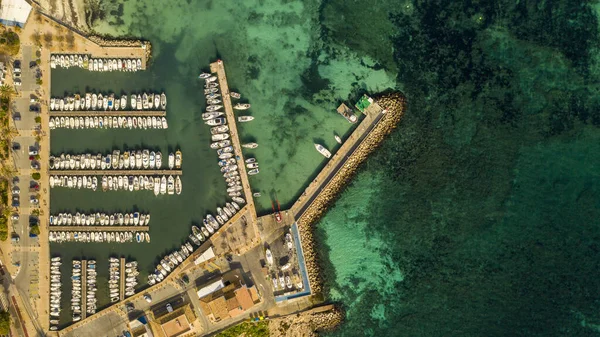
[81,260,87,320]
[50,169,182,176]
[119,257,125,302]
[291,97,387,219]
[49,226,149,232]
[210,60,257,222]
[49,110,166,117]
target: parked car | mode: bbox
[30,162,39,170]
[11,213,19,221]
[13,72,20,78]
[13,79,21,86]
[28,148,38,156]
[166,303,173,313]
[143,294,152,303]
[11,142,20,150]
[12,186,19,194]
[12,196,19,207]
[12,113,21,121]
[30,196,39,204]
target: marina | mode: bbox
[40,49,404,333]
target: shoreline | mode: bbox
[297,92,406,297]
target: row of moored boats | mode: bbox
[108,258,138,303]
[200,71,259,185]
[49,212,150,226]
[49,257,62,330]
[49,115,168,130]
[50,150,181,170]
[148,197,246,285]
[50,175,182,195]
[50,54,143,72]
[49,231,150,243]
[50,92,166,111]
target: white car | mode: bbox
[11,214,19,221]
[143,294,152,303]
[12,187,19,194]
[166,303,173,313]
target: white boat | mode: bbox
[161,92,166,110]
[266,249,273,265]
[167,175,174,195]
[233,103,251,110]
[202,111,224,120]
[206,117,226,126]
[121,95,127,109]
[175,176,182,195]
[155,152,162,169]
[314,143,331,158]
[160,176,167,195]
[175,150,182,169]
[238,116,254,122]
[198,73,211,79]
[168,153,174,169]
[241,142,258,149]
[206,105,222,112]
[230,92,241,99]
[335,135,342,144]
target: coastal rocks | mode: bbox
[296,92,407,295]
[269,305,345,337]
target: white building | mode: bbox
[0,0,32,27]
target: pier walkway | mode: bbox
[210,60,257,222]
[119,257,125,302]
[49,226,149,232]
[50,169,182,176]
[50,110,166,117]
[291,98,386,220]
[81,260,87,320]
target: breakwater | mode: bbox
[269,304,345,337]
[296,92,406,295]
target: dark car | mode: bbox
[12,142,20,150]
[30,161,39,170]
[29,105,40,112]
[12,113,21,121]
[12,196,19,207]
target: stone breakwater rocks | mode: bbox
[270,306,345,337]
[297,92,406,295]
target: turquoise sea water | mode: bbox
[54,0,600,334]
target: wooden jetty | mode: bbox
[119,258,125,302]
[49,169,182,176]
[49,110,166,117]
[210,60,257,222]
[81,260,87,320]
[49,226,149,232]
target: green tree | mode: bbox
[0,310,8,334]
[31,172,40,180]
[34,116,41,124]
[29,225,40,236]
[0,85,14,99]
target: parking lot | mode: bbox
[8,44,44,314]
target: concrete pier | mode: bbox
[291,97,386,219]
[50,169,182,176]
[49,110,166,117]
[210,60,257,223]
[49,226,149,232]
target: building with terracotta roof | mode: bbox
[197,270,261,322]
